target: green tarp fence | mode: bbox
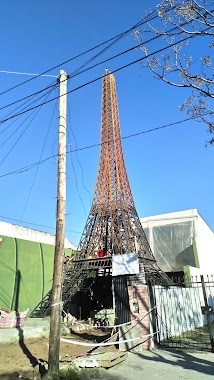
[0,235,73,312]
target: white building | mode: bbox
[140,209,214,277]
[0,221,76,250]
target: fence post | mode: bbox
[201,275,214,352]
[148,280,159,349]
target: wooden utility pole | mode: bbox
[48,70,67,373]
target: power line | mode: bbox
[67,100,92,206]
[0,84,58,143]
[0,7,193,114]
[0,86,56,167]
[0,9,159,97]
[0,113,204,180]
[19,92,58,220]
[0,11,160,113]
[0,70,57,77]
[0,81,57,126]
[1,4,208,123]
[64,10,158,81]
[0,36,132,113]
[69,150,88,219]
[0,81,57,113]
[1,4,188,115]
[0,40,156,113]
[67,103,88,219]
[0,26,209,125]
[0,214,81,234]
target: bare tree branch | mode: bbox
[134,0,214,144]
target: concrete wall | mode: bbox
[195,214,214,276]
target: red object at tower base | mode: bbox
[98,249,107,258]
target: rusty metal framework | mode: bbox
[75,72,169,284]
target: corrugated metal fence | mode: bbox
[152,275,214,351]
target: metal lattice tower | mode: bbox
[30,72,169,317]
[75,72,169,284]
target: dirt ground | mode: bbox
[0,329,112,379]
[1,330,213,380]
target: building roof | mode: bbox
[140,209,198,227]
[0,221,76,249]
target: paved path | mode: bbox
[107,349,214,380]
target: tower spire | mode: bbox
[93,72,134,209]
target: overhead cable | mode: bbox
[0,11,159,112]
[0,6,194,114]
[0,87,55,167]
[0,214,81,233]
[0,9,159,97]
[0,113,205,180]
[0,26,210,125]
[19,92,58,220]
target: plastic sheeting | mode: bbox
[144,221,196,272]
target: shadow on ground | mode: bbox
[134,348,214,376]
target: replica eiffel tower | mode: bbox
[31,71,170,318]
[75,71,169,280]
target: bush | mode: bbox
[79,368,106,380]
[44,366,106,380]
[43,367,79,380]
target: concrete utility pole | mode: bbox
[48,70,67,373]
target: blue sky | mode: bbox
[0,0,213,246]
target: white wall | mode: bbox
[141,209,198,228]
[195,214,214,276]
[188,266,201,277]
[0,221,76,250]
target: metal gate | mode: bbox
[113,275,131,325]
[153,275,214,351]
